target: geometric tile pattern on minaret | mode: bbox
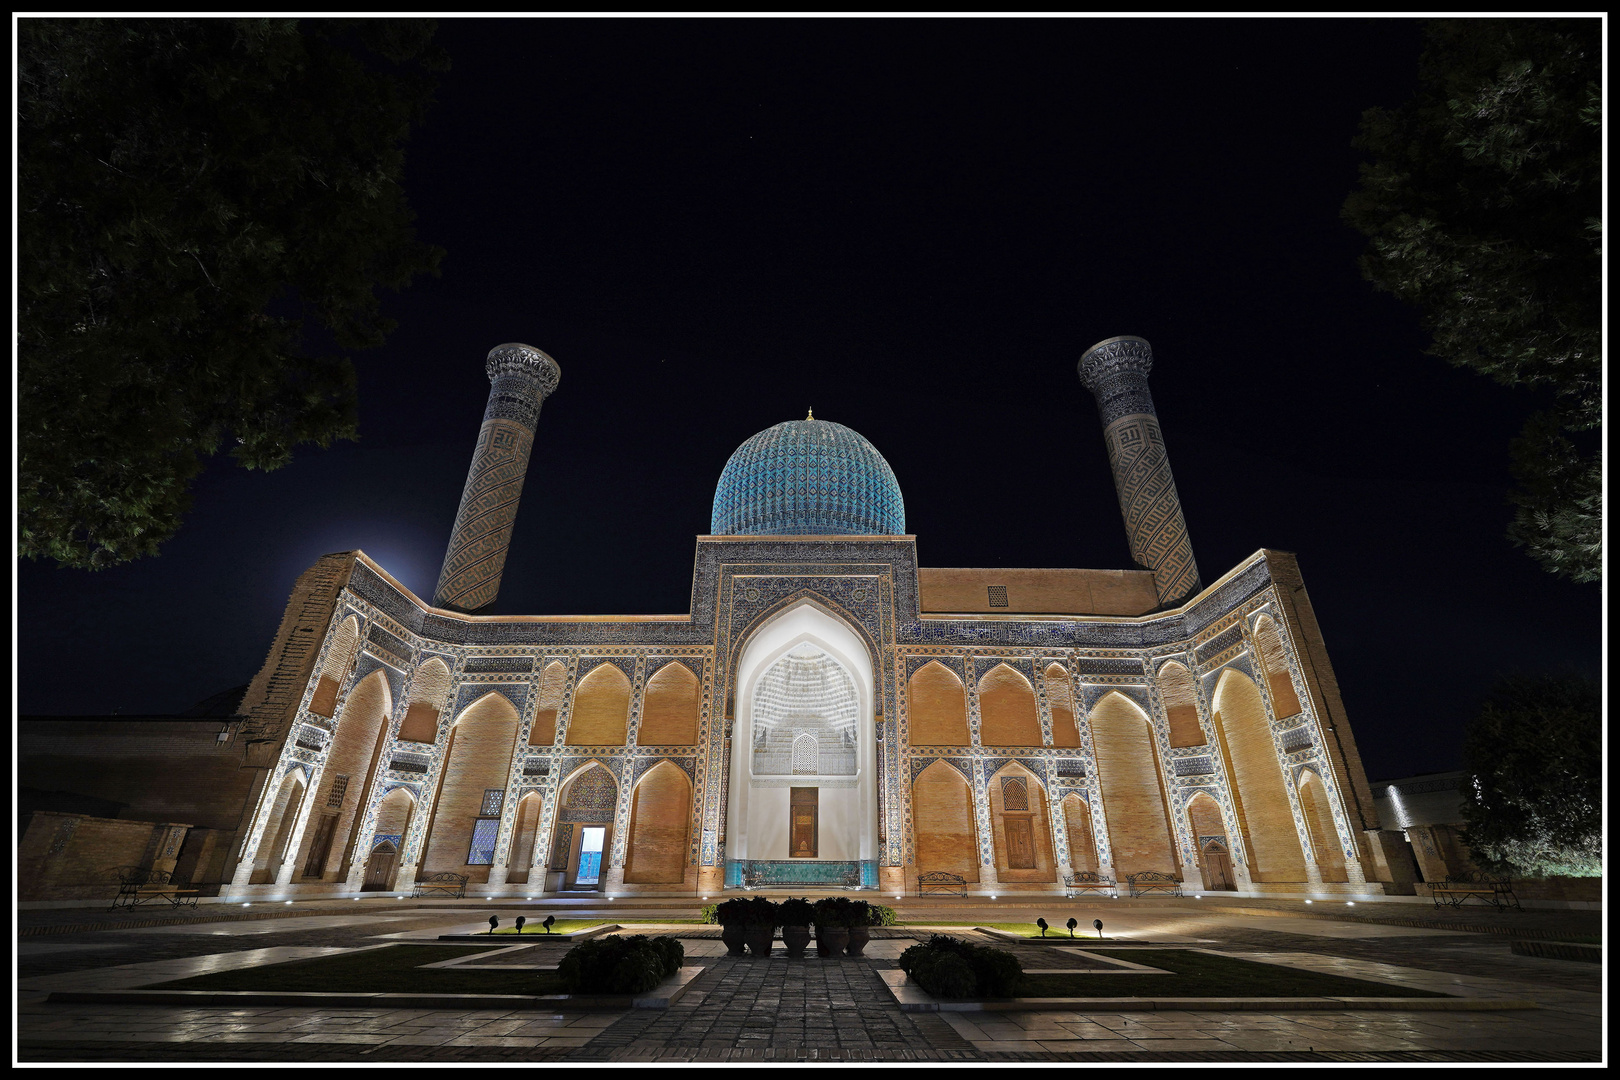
[432,343,561,613]
[1077,335,1201,607]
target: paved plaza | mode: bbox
[16,896,1603,1063]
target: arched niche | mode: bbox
[421,691,520,884]
[1089,691,1178,877]
[1060,793,1097,873]
[529,661,568,747]
[1185,791,1235,891]
[363,786,416,891]
[978,663,1041,747]
[1211,669,1307,883]
[624,761,692,884]
[1252,616,1304,719]
[1157,661,1206,748]
[1297,768,1347,882]
[640,662,700,746]
[1044,664,1081,748]
[566,663,630,746]
[309,615,360,718]
[988,762,1056,882]
[911,760,979,882]
[548,763,618,890]
[507,791,544,885]
[295,668,393,881]
[908,661,969,746]
[251,769,307,884]
[727,599,877,869]
[398,658,450,745]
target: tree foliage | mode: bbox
[1459,673,1600,878]
[19,18,447,569]
[1344,19,1600,583]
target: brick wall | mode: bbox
[907,662,968,746]
[623,762,690,883]
[978,664,1041,747]
[1298,768,1347,881]
[1212,671,1307,882]
[639,663,699,746]
[528,661,568,747]
[1089,692,1176,875]
[1061,794,1097,873]
[911,761,979,881]
[565,663,629,745]
[422,695,519,883]
[19,812,187,901]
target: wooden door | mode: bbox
[1004,816,1037,869]
[362,842,398,891]
[1202,841,1234,891]
[790,787,818,858]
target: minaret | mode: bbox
[432,343,561,613]
[1077,335,1201,607]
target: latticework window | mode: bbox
[327,775,349,808]
[480,789,505,817]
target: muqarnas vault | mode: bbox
[215,336,1407,900]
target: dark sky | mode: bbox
[17,17,1601,781]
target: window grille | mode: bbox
[792,732,817,774]
[987,585,1009,607]
[1001,776,1029,811]
[466,818,499,866]
[327,775,349,808]
[480,789,505,816]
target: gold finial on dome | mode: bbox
[807,406,814,420]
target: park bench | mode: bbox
[411,872,470,899]
[1429,871,1521,911]
[1064,871,1117,898]
[108,866,200,911]
[917,871,967,897]
[1126,871,1183,898]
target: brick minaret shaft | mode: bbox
[1077,335,1201,608]
[432,343,561,613]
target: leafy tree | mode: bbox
[1344,19,1600,583]
[1459,673,1600,878]
[19,18,446,569]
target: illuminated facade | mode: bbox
[216,338,1401,900]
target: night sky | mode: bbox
[17,18,1601,781]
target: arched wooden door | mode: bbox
[1200,839,1235,891]
[362,841,399,892]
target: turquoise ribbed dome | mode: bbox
[711,417,905,536]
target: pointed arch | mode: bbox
[1044,663,1081,748]
[251,770,307,884]
[398,657,451,744]
[908,661,969,746]
[548,762,618,889]
[979,663,1041,747]
[1089,691,1177,876]
[295,668,393,881]
[363,786,416,892]
[1157,661,1206,748]
[989,761,1056,882]
[639,661,700,746]
[507,791,545,884]
[1253,616,1304,719]
[1297,768,1347,882]
[910,759,979,882]
[566,663,631,746]
[1186,791,1234,891]
[309,615,361,717]
[1211,669,1307,882]
[529,661,568,747]
[625,761,692,884]
[1061,793,1097,874]
[421,691,520,883]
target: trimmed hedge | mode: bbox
[898,934,1022,998]
[557,935,685,995]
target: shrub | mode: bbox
[700,904,719,925]
[898,934,1022,999]
[557,935,683,995]
[868,904,898,927]
[714,898,751,925]
[779,897,815,926]
[745,896,780,928]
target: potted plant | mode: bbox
[715,897,750,956]
[813,897,849,957]
[779,897,814,958]
[743,896,779,957]
[844,900,874,956]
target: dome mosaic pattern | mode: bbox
[711,418,905,536]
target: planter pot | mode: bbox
[744,926,775,957]
[815,926,849,958]
[781,925,812,958]
[720,923,748,957]
[845,925,871,957]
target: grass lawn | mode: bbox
[904,921,1119,940]
[1015,949,1449,999]
[477,919,604,935]
[147,945,568,996]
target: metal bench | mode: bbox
[411,872,470,899]
[1064,871,1116,897]
[917,871,968,897]
[1430,871,1521,911]
[1126,871,1183,898]
[108,866,200,911]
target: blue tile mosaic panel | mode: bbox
[724,859,878,889]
